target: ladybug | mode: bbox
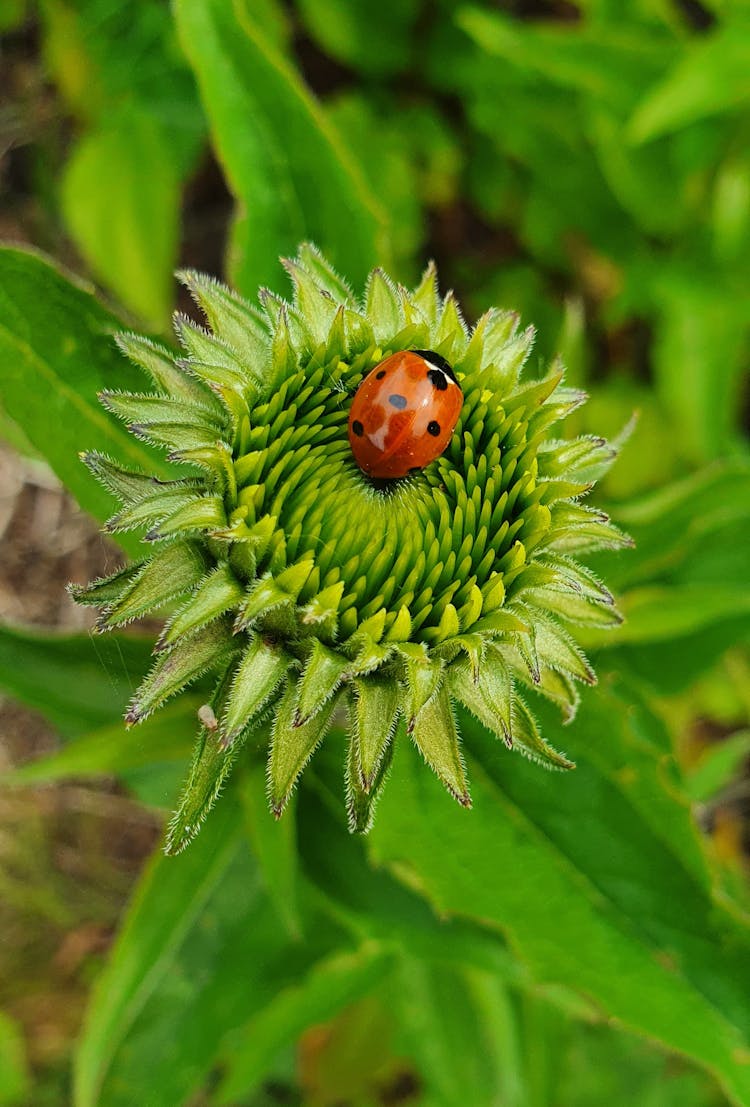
[347,349,463,480]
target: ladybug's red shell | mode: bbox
[347,350,463,480]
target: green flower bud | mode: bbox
[72,244,630,851]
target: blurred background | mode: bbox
[1,0,749,1104]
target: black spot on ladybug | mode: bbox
[427,420,441,436]
[427,368,448,391]
[352,420,364,437]
[389,394,407,410]
[412,349,458,384]
[376,370,386,379]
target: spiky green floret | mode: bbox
[72,244,630,852]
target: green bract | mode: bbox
[72,245,629,850]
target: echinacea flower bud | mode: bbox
[71,245,629,851]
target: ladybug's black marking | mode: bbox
[412,349,458,385]
[352,420,364,437]
[389,394,407,410]
[427,420,441,436]
[427,368,448,391]
[376,369,386,379]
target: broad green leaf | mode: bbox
[0,623,152,737]
[74,795,347,1107]
[174,0,390,297]
[0,248,173,548]
[216,942,392,1104]
[628,25,750,144]
[298,747,526,984]
[0,1010,29,1106]
[369,678,750,1107]
[61,112,181,329]
[557,1018,728,1107]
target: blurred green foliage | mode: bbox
[0,0,749,1105]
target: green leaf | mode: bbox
[390,957,523,1107]
[659,280,747,464]
[174,0,390,297]
[74,795,346,1107]
[686,730,750,805]
[0,1010,30,1106]
[0,623,152,737]
[42,0,203,165]
[604,461,750,594]
[0,248,172,551]
[457,7,665,113]
[238,759,301,938]
[628,25,750,144]
[614,586,750,644]
[61,111,180,329]
[299,745,523,982]
[589,462,750,686]
[216,941,391,1104]
[3,698,198,787]
[296,0,420,77]
[369,678,750,1107]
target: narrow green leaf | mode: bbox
[69,562,142,607]
[510,698,575,770]
[346,727,394,834]
[174,0,390,296]
[75,796,340,1107]
[628,26,750,144]
[687,730,750,805]
[115,333,220,411]
[0,1010,30,1105]
[216,942,391,1104]
[3,699,199,787]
